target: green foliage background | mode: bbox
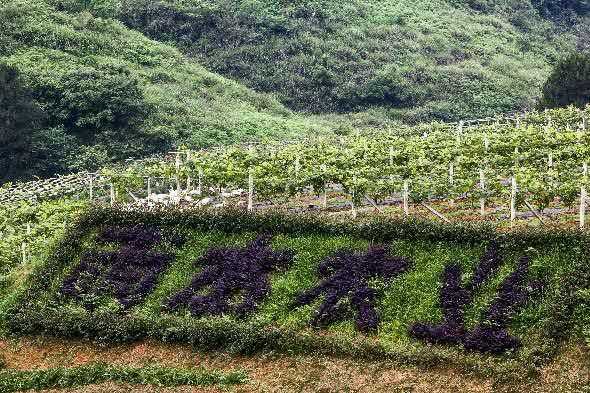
[0,0,329,180]
[1,0,589,181]
[114,0,584,120]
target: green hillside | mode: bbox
[114,0,587,120]
[2,0,589,180]
[0,0,328,180]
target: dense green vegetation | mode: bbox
[0,363,246,392]
[1,0,588,184]
[111,0,584,120]
[540,51,590,109]
[0,65,46,182]
[0,0,327,181]
[3,208,589,378]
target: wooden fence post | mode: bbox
[351,188,357,219]
[197,168,203,195]
[510,177,517,228]
[449,163,454,206]
[110,183,115,207]
[403,180,409,216]
[89,175,94,203]
[480,169,485,216]
[21,242,27,264]
[248,169,254,212]
[581,163,588,229]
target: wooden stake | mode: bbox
[403,180,409,216]
[449,163,454,206]
[197,168,203,195]
[110,183,115,207]
[21,242,27,264]
[248,169,254,212]
[365,195,384,215]
[147,177,152,199]
[510,177,517,228]
[479,169,485,216]
[524,199,545,226]
[89,176,94,202]
[581,163,588,229]
[421,202,450,223]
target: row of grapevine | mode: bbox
[2,106,589,226]
[105,106,589,221]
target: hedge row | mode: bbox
[0,363,247,392]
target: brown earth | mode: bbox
[1,338,589,393]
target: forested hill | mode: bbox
[0,0,329,181]
[1,0,589,182]
[113,0,588,121]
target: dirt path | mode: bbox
[0,338,588,392]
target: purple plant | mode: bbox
[410,242,502,345]
[292,245,412,333]
[60,225,181,310]
[463,256,543,354]
[410,243,541,355]
[165,234,293,319]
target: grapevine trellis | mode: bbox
[2,106,590,227]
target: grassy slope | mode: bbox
[0,0,328,153]
[5,208,589,379]
[117,0,576,121]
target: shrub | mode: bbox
[539,52,590,109]
[60,225,182,310]
[166,234,293,318]
[292,245,412,332]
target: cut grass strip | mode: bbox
[0,363,247,392]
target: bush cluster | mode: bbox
[165,234,293,318]
[292,245,411,332]
[60,225,182,310]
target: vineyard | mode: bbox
[2,106,590,228]
[89,106,589,227]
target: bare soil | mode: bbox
[1,338,588,393]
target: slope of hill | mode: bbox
[0,0,328,180]
[113,0,587,121]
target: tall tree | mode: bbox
[539,52,590,109]
[0,64,45,183]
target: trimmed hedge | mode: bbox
[5,207,590,377]
[0,363,246,392]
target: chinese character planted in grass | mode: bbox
[410,242,543,354]
[164,234,294,318]
[61,225,184,310]
[291,245,412,333]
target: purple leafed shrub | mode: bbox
[292,245,412,333]
[463,256,543,354]
[410,242,502,345]
[165,234,293,318]
[410,243,541,354]
[60,225,180,310]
